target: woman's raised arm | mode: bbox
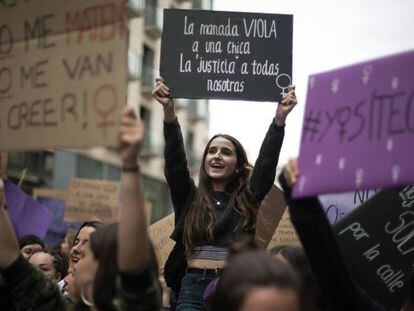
[117,106,149,273]
[250,86,297,203]
[153,77,195,218]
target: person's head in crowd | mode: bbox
[61,228,76,257]
[74,223,160,309]
[184,133,256,254]
[18,235,45,259]
[75,223,117,308]
[64,265,76,297]
[271,245,331,311]
[28,249,68,283]
[208,250,300,311]
[71,221,102,267]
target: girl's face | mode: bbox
[21,243,43,259]
[71,226,96,267]
[204,137,238,189]
[73,242,98,298]
[240,287,299,311]
[61,235,72,256]
[64,266,77,299]
[29,252,60,282]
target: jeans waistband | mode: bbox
[186,267,224,277]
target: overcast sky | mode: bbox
[209,0,414,165]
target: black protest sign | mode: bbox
[160,9,293,102]
[334,185,414,309]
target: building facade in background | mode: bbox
[7,0,213,224]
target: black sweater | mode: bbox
[278,173,390,311]
[164,117,285,246]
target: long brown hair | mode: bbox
[90,223,161,310]
[183,134,258,255]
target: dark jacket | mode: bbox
[1,255,162,310]
[279,173,390,311]
[164,117,285,245]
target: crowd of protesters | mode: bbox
[0,76,412,311]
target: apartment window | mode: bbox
[144,0,162,35]
[76,156,103,180]
[142,175,172,223]
[188,99,209,121]
[145,0,157,25]
[142,45,154,87]
[106,165,121,181]
[125,0,145,17]
[193,0,213,10]
[128,49,142,81]
[140,106,152,150]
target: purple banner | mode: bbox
[294,50,414,198]
[4,181,52,239]
[37,197,82,248]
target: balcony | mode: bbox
[7,151,54,191]
[192,0,213,10]
[175,98,189,110]
[188,99,209,122]
[141,66,156,93]
[140,133,163,158]
[125,0,145,18]
[145,6,163,37]
[128,49,142,81]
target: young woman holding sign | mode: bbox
[153,76,297,310]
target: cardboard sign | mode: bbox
[37,196,69,247]
[149,213,175,268]
[0,0,126,151]
[334,185,414,309]
[144,202,153,226]
[65,178,120,222]
[294,50,414,198]
[255,185,287,248]
[160,9,293,102]
[267,209,300,250]
[319,188,379,224]
[3,180,52,239]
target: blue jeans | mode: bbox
[176,270,216,311]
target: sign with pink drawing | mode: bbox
[293,50,414,198]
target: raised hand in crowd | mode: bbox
[275,85,297,127]
[152,76,176,122]
[117,105,150,274]
[283,158,299,188]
